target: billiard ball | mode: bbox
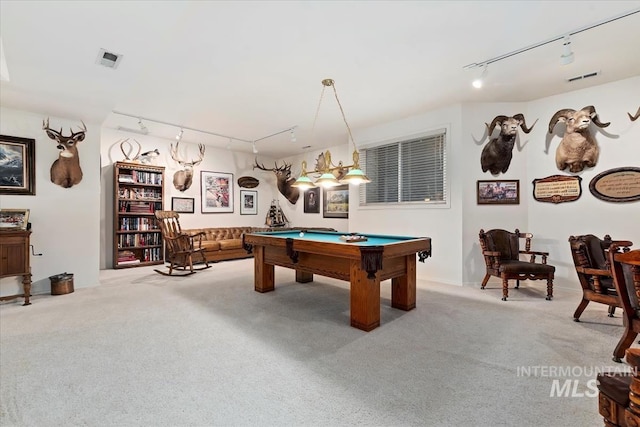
[299,232,305,237]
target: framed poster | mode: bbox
[477,180,520,205]
[0,135,36,195]
[171,197,195,213]
[0,209,30,230]
[240,190,258,215]
[323,184,349,218]
[304,187,320,213]
[201,171,234,213]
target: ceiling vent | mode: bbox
[96,48,123,69]
[567,71,599,83]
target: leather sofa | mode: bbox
[181,226,335,263]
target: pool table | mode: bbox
[242,230,431,331]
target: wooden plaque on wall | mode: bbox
[532,175,582,204]
[589,167,640,203]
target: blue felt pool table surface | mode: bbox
[251,230,423,246]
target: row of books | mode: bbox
[118,201,162,213]
[118,187,162,200]
[118,232,162,248]
[118,217,159,231]
[118,171,162,185]
[117,248,163,264]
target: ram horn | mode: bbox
[485,115,509,136]
[512,114,538,134]
[548,109,575,133]
[628,106,640,122]
[581,105,610,128]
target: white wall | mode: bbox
[3,77,638,297]
[346,104,464,285]
[0,107,101,297]
[526,76,640,287]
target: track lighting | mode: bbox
[472,64,488,89]
[112,111,296,153]
[560,35,574,65]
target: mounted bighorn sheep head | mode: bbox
[43,118,87,188]
[170,140,205,192]
[253,159,300,204]
[549,105,610,173]
[481,114,536,175]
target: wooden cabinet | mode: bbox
[113,162,165,269]
[0,229,32,305]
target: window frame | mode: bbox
[357,126,450,210]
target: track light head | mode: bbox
[472,64,488,89]
[290,128,297,143]
[176,128,184,142]
[252,141,258,154]
[560,35,575,65]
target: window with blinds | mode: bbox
[359,129,447,205]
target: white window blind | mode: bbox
[359,130,447,205]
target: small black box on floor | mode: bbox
[49,273,74,295]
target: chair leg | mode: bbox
[608,305,616,317]
[573,298,590,322]
[480,274,491,289]
[515,280,520,289]
[613,327,639,363]
[546,278,553,301]
[501,275,509,301]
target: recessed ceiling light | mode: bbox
[96,48,123,69]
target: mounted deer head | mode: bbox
[170,140,205,192]
[43,118,87,188]
[253,158,300,204]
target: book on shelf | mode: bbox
[118,259,141,265]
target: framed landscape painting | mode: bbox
[201,171,234,213]
[323,184,349,218]
[0,135,36,195]
[477,180,520,205]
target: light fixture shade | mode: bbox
[342,168,371,185]
[472,64,488,89]
[316,172,340,188]
[291,175,316,189]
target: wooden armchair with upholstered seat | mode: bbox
[608,247,640,363]
[597,348,640,426]
[154,210,211,276]
[568,234,633,322]
[479,228,555,301]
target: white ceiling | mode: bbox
[1,1,639,157]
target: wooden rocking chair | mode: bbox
[154,210,211,276]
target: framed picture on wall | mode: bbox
[0,209,30,230]
[477,180,520,205]
[201,171,234,213]
[0,134,36,196]
[304,187,320,213]
[171,197,195,213]
[323,184,349,218]
[240,190,258,215]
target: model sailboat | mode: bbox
[265,199,289,228]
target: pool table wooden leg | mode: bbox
[295,270,313,283]
[254,246,275,293]
[350,259,381,332]
[392,255,416,311]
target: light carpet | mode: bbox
[0,258,630,427]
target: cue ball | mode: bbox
[299,232,305,237]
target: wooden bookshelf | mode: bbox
[113,162,165,269]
